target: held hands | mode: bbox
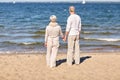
[44,35,67,47]
[62,36,67,42]
[44,42,47,47]
[63,32,68,42]
[61,35,66,42]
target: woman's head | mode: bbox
[50,15,57,22]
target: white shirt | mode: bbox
[66,14,81,36]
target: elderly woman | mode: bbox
[44,15,64,68]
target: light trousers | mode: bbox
[67,35,80,65]
[46,37,59,67]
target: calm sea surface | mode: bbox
[0,2,120,53]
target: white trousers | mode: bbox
[67,35,80,65]
[46,37,59,68]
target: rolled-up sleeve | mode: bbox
[45,27,48,42]
[66,17,71,32]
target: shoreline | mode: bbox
[0,51,120,55]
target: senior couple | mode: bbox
[44,6,82,68]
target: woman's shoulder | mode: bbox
[46,25,51,30]
[56,24,62,28]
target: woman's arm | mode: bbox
[44,27,48,47]
[59,26,64,39]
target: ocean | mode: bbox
[0,2,120,53]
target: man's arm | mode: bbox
[63,31,69,42]
[63,17,71,42]
[79,18,81,32]
[78,17,81,39]
[59,26,64,39]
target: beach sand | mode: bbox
[0,52,120,80]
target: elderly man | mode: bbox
[63,6,82,65]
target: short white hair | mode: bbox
[50,15,57,21]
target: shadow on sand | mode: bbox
[56,59,66,67]
[80,56,92,63]
[56,56,92,67]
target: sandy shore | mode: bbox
[0,52,120,80]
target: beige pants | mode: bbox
[67,35,80,65]
[46,37,59,67]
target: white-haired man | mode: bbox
[63,6,82,65]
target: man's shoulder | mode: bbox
[69,14,81,20]
[69,14,80,18]
[68,15,75,20]
[75,14,81,21]
[75,14,80,18]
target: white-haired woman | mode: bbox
[44,15,64,68]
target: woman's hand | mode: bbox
[44,42,47,47]
[63,37,67,42]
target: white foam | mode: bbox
[84,38,120,42]
[97,38,120,41]
[22,42,33,45]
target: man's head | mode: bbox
[69,6,75,14]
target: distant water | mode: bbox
[0,2,120,53]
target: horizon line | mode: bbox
[0,1,120,3]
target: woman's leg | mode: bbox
[50,46,58,67]
[46,42,52,66]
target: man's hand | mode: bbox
[63,37,67,42]
[63,31,69,42]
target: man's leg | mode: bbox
[67,36,75,65]
[74,35,80,64]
